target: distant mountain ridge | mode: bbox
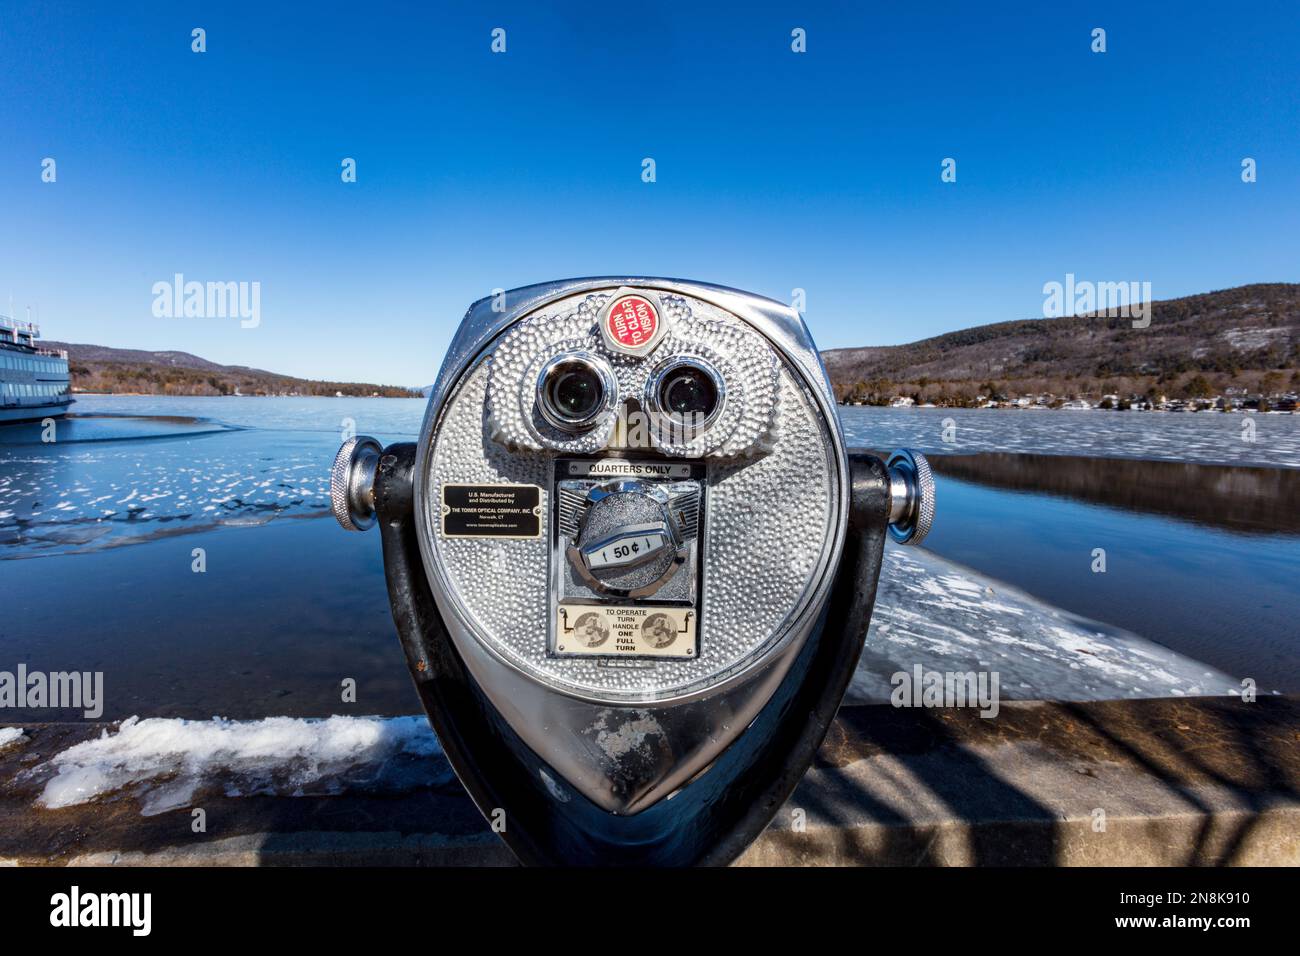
[821,283,1299,405]
[42,282,1299,403]
[44,342,228,372]
[44,341,418,398]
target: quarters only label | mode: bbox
[441,484,542,539]
[555,604,697,659]
[564,459,694,479]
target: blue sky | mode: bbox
[2,1,1297,386]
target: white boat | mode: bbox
[0,315,73,424]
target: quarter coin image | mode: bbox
[573,612,609,648]
[642,613,678,649]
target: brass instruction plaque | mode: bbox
[555,604,697,659]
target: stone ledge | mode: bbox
[1,695,1295,866]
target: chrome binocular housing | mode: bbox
[331,277,935,865]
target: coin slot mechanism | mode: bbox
[549,458,705,660]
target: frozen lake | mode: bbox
[0,395,1295,725]
[4,397,1297,556]
[838,403,1300,468]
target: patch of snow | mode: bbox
[1220,326,1291,351]
[33,714,448,816]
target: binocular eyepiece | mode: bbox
[331,278,934,865]
[536,353,616,431]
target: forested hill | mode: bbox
[821,283,1299,404]
[44,341,418,398]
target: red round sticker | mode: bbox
[605,295,659,351]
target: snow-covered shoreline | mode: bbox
[28,715,449,816]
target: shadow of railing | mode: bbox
[797,695,1299,866]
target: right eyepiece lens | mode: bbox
[659,365,719,422]
[544,360,605,426]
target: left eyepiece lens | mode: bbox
[538,354,612,431]
[550,365,601,420]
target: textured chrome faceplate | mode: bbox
[424,288,837,701]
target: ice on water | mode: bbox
[3,397,1295,556]
[0,396,423,556]
[839,405,1300,468]
[849,545,1244,703]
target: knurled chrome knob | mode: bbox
[331,436,383,532]
[885,448,935,545]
